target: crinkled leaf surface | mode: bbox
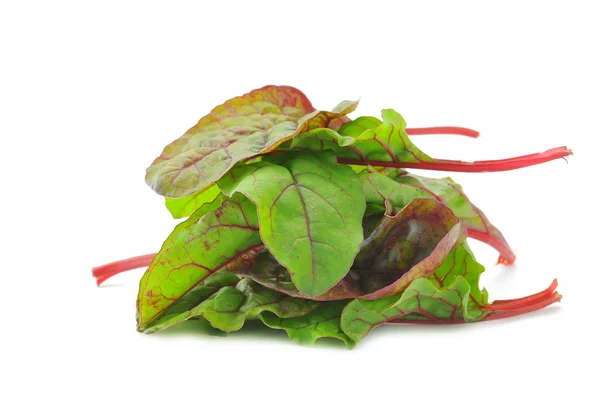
[291,111,432,163]
[260,301,355,348]
[235,198,465,301]
[360,168,514,262]
[165,183,221,219]
[431,242,489,318]
[341,276,484,343]
[136,195,263,329]
[195,278,319,332]
[146,85,357,198]
[218,152,366,297]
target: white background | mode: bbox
[1,1,598,397]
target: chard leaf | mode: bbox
[218,152,366,297]
[165,183,221,219]
[196,279,319,332]
[431,242,489,317]
[360,168,515,262]
[235,198,465,301]
[260,301,355,348]
[353,198,466,299]
[341,276,484,343]
[387,169,514,263]
[290,112,423,162]
[136,195,263,329]
[146,85,357,198]
[141,270,241,333]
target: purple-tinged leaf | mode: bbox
[146,85,357,198]
[366,168,516,263]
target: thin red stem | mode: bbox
[483,279,558,311]
[466,229,516,265]
[92,253,156,286]
[337,146,572,173]
[406,127,480,138]
[484,292,562,321]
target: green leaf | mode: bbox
[136,195,263,329]
[218,151,366,297]
[360,168,514,262]
[260,301,355,348]
[141,270,241,333]
[430,242,489,318]
[341,276,484,343]
[146,85,357,198]
[164,184,221,219]
[143,276,318,334]
[196,279,319,332]
[291,111,428,163]
[235,198,465,301]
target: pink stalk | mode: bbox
[92,253,156,286]
[337,147,572,173]
[406,127,480,138]
[467,229,516,265]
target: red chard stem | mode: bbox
[406,127,480,138]
[337,147,572,173]
[92,253,156,286]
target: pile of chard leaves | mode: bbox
[94,85,569,348]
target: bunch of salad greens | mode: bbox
[93,85,569,348]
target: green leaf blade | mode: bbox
[165,183,221,219]
[146,85,357,198]
[136,195,263,330]
[341,277,477,344]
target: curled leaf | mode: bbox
[218,152,366,297]
[136,195,263,329]
[146,85,357,198]
[362,168,515,263]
